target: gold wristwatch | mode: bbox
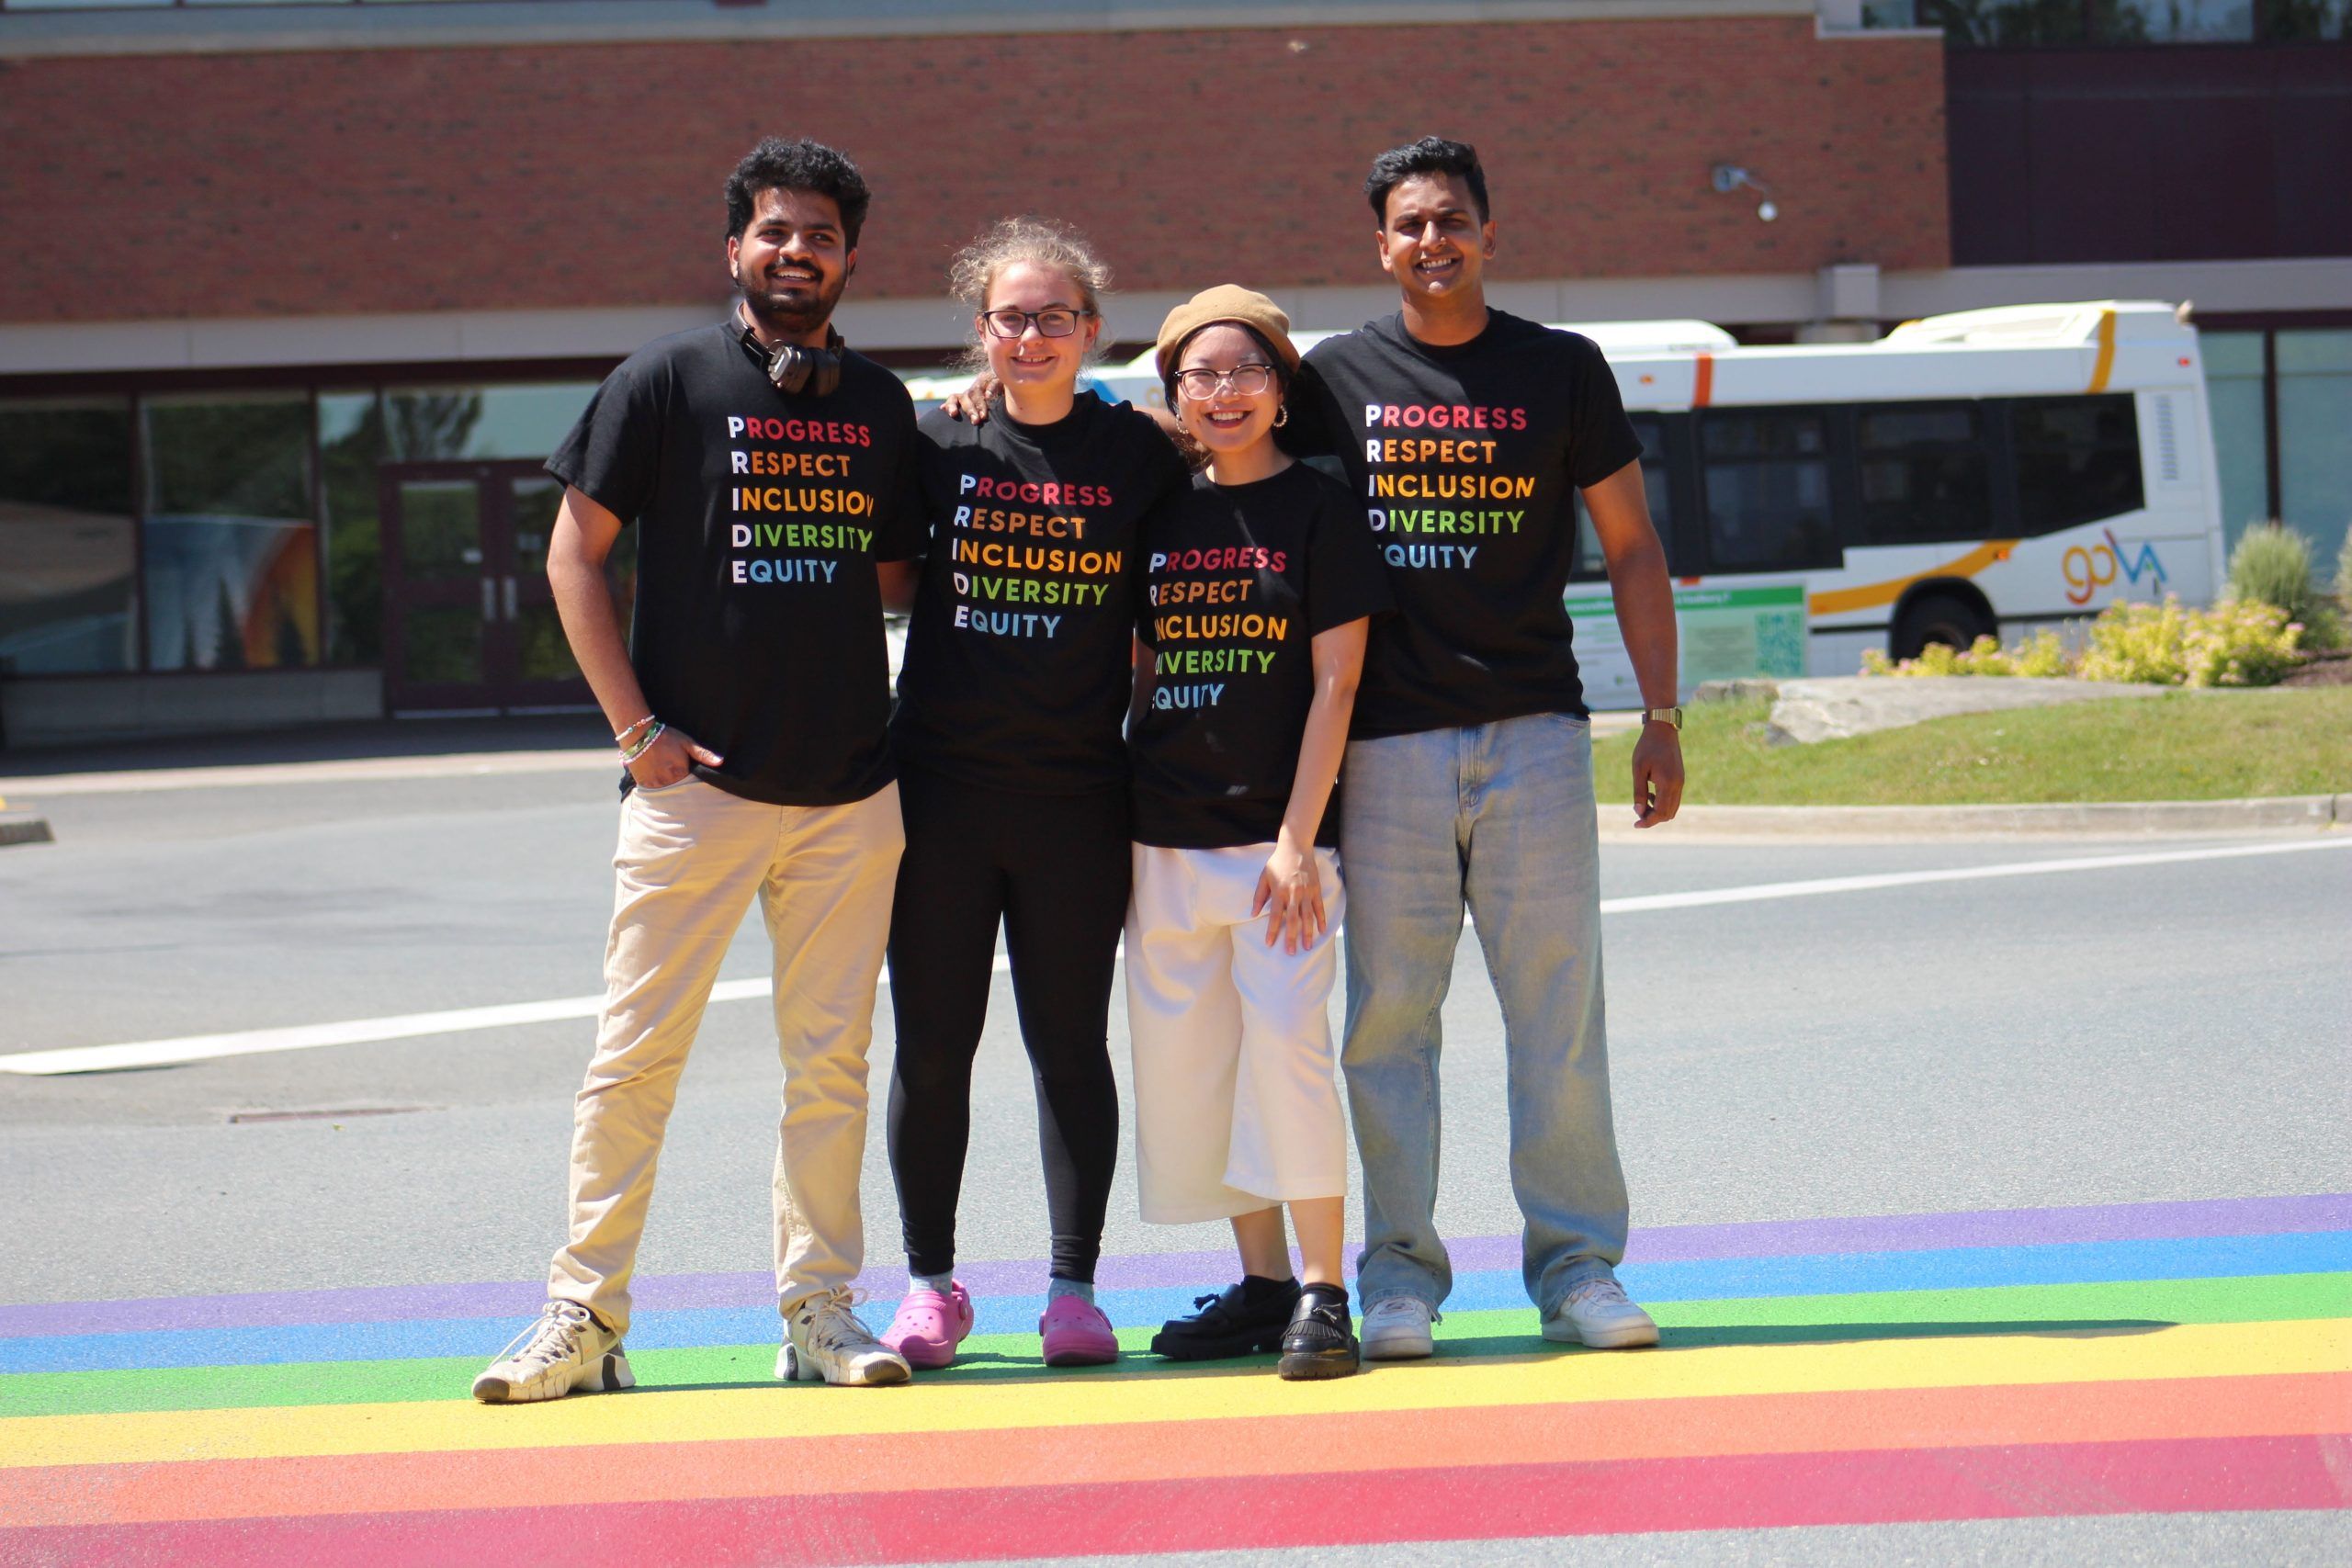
[1641,706,1684,730]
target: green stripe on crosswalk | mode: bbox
[5,1272,2343,1419]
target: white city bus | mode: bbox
[1077,300,2223,700]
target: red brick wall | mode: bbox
[0,17,1947,324]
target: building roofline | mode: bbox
[6,258,2345,378]
[0,0,1821,62]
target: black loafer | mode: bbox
[1277,1284,1360,1380]
[1149,1279,1299,1360]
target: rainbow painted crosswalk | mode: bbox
[3,1194,2346,1562]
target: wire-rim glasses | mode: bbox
[1174,364,1275,400]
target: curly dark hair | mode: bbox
[1363,136,1489,225]
[725,138,872,246]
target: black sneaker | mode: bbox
[1149,1277,1300,1360]
[1277,1284,1360,1381]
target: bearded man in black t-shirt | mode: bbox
[1289,138,1688,1359]
[472,139,926,1402]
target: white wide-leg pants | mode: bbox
[1125,842,1348,1224]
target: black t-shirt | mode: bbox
[1295,309,1644,738]
[1130,463,1393,849]
[547,320,925,806]
[893,391,1190,795]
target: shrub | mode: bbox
[1861,628,2070,679]
[2336,527,2351,597]
[2230,522,2315,610]
[2075,595,2304,687]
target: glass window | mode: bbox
[2013,394,2146,534]
[318,390,384,666]
[2202,332,2272,550]
[2276,329,2352,588]
[2104,0,2256,40]
[2262,0,2351,40]
[1920,0,2090,46]
[1700,410,1838,572]
[1572,415,1672,579]
[383,383,597,462]
[1856,402,1993,544]
[0,399,138,675]
[140,392,320,671]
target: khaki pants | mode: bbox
[548,776,903,1337]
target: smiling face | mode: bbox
[728,186,854,337]
[980,260,1098,404]
[1173,323,1282,459]
[1376,172,1495,302]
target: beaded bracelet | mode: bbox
[614,713,657,744]
[619,720,666,764]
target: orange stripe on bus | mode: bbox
[1807,540,2018,617]
[2087,309,2118,394]
[1692,351,1714,408]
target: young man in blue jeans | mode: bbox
[1295,137,1686,1357]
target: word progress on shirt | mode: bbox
[944,474,1124,639]
[1359,401,1538,571]
[725,412,878,585]
[1145,543,1290,708]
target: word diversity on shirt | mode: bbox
[1146,544,1291,709]
[942,472,1124,640]
[1360,403,1540,570]
[724,415,877,585]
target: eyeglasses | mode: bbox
[1174,364,1275,400]
[980,308,1091,339]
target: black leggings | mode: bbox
[886,765,1128,1283]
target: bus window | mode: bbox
[1700,409,1838,571]
[1857,402,1992,545]
[1572,413,1672,580]
[2012,394,2144,535]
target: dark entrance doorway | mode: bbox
[379,460,634,714]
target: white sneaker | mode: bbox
[1360,1295,1438,1360]
[472,1300,634,1403]
[1542,1277,1659,1348]
[780,1288,913,1386]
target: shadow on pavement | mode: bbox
[643,1316,2177,1393]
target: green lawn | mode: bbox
[1592,687,2352,807]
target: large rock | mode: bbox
[1764,676,2171,745]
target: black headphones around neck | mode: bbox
[740,321,846,398]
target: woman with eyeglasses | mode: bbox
[880,218,1192,1371]
[1125,288,1391,1380]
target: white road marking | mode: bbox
[3,837,2342,1077]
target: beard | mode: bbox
[739,265,847,339]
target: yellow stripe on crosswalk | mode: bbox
[5,1318,2342,1472]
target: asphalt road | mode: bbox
[2,764,2347,1564]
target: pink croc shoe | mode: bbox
[1039,1293,1120,1368]
[881,1280,973,1371]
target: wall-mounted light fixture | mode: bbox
[1711,164,1779,223]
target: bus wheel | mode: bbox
[1892,592,1993,660]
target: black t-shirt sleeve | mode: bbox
[546,355,666,524]
[873,388,929,563]
[1277,355,1350,465]
[1306,484,1395,636]
[1565,335,1645,490]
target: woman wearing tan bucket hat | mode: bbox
[1123,288,1393,1381]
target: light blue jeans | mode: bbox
[1340,710,1630,1316]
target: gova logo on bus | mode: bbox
[2064,528,2167,605]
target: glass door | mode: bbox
[380,461,633,713]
